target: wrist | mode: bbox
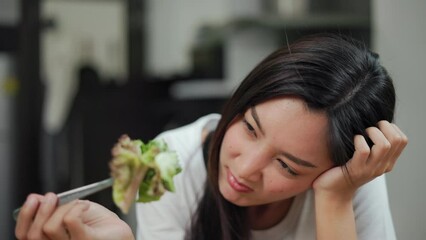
[314,190,357,240]
[314,188,355,205]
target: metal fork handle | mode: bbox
[13,178,113,221]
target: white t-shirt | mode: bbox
[136,114,396,240]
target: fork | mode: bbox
[13,178,113,221]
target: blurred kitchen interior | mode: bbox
[1,0,424,239]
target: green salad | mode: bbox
[109,135,182,213]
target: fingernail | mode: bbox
[26,196,37,207]
[45,193,57,204]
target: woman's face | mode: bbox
[218,97,334,206]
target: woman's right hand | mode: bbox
[15,193,134,240]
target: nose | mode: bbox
[237,147,270,182]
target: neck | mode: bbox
[248,197,294,230]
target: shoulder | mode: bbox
[135,114,221,239]
[352,175,396,239]
[291,178,395,239]
[155,113,221,166]
[353,175,390,207]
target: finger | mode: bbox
[348,135,371,170]
[377,121,408,172]
[64,200,91,240]
[377,121,401,169]
[391,123,409,150]
[43,200,81,239]
[15,194,44,239]
[365,126,391,170]
[391,123,408,140]
[386,123,408,171]
[27,193,58,240]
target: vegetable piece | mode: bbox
[109,134,181,213]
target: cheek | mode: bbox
[266,176,315,194]
[221,128,241,159]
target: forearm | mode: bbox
[314,191,357,240]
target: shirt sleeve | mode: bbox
[135,142,205,240]
[135,114,219,240]
[135,191,188,240]
[353,175,397,240]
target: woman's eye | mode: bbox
[277,159,298,176]
[243,119,257,137]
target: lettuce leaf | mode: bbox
[109,134,181,214]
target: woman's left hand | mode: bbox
[312,120,408,200]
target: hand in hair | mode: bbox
[312,120,407,240]
[312,120,407,198]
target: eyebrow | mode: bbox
[281,152,317,168]
[250,106,317,168]
[250,107,265,135]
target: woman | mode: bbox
[15,34,407,240]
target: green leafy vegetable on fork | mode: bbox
[109,134,182,214]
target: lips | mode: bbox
[226,168,253,193]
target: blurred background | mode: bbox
[0,0,424,239]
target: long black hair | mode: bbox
[186,33,395,240]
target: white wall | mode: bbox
[373,0,426,239]
[41,0,127,133]
[0,0,20,24]
[145,0,231,77]
[147,0,280,99]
